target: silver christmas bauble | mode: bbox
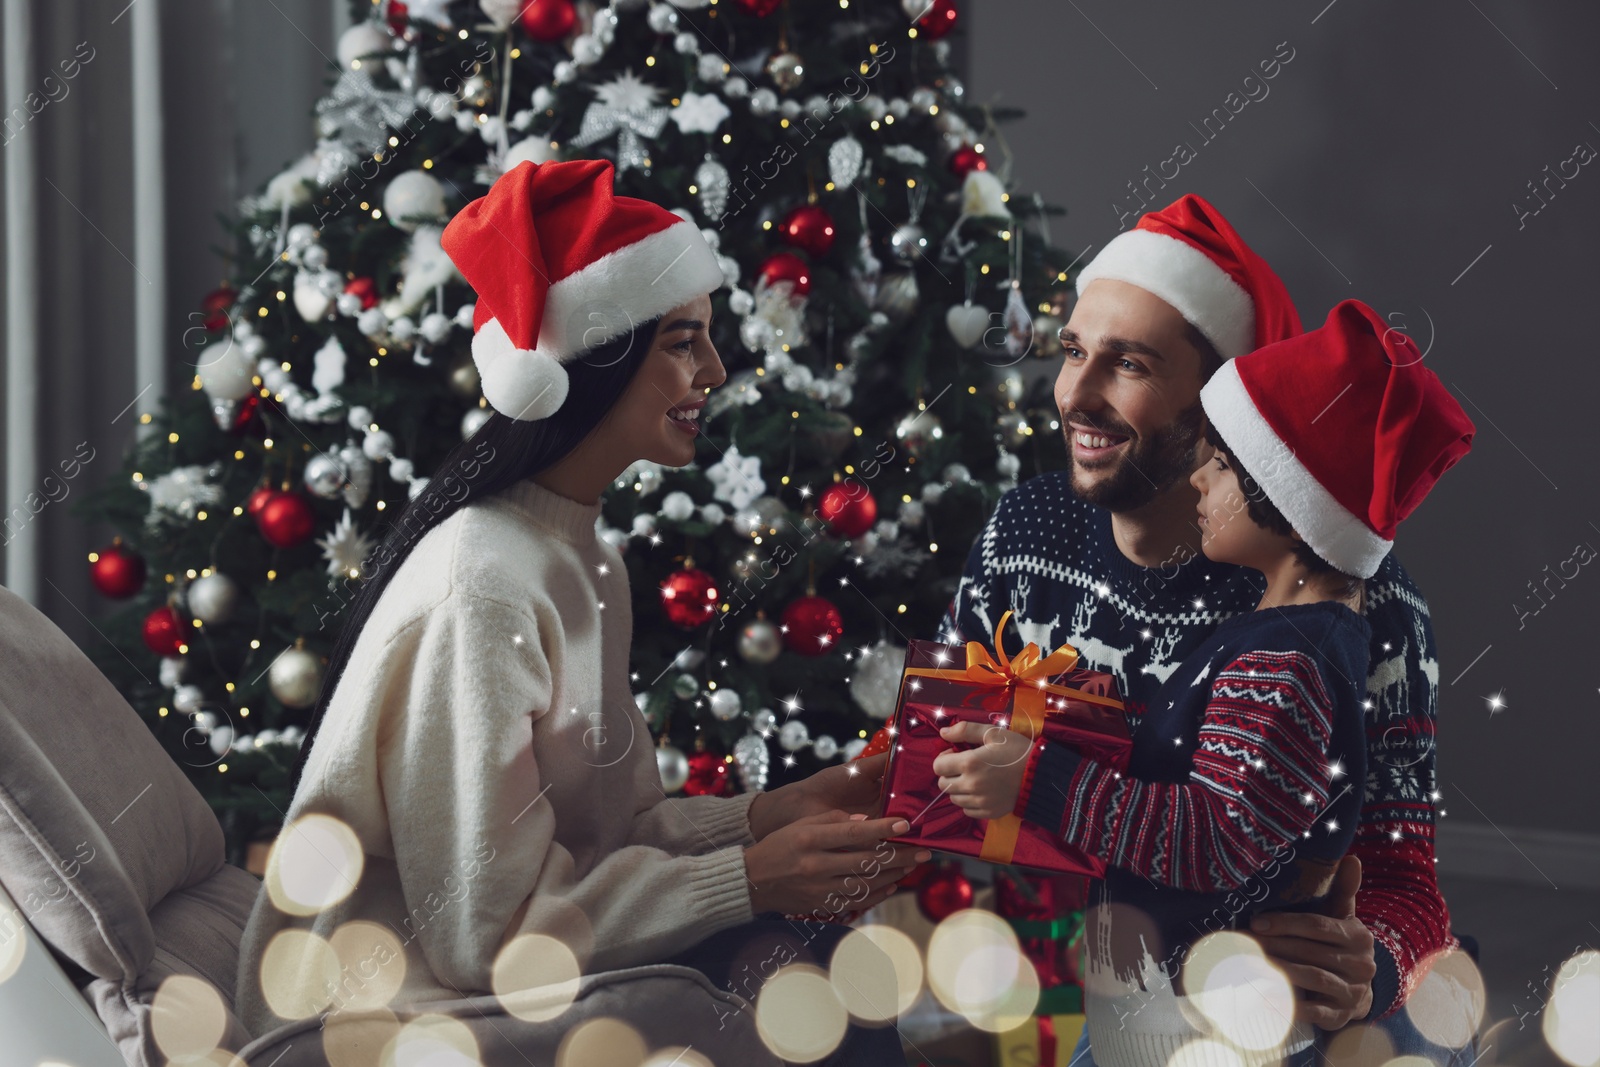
[173,684,206,716]
[673,672,701,700]
[778,719,810,752]
[186,572,240,626]
[888,223,927,264]
[303,452,347,498]
[449,359,481,399]
[382,170,446,232]
[737,619,782,664]
[813,734,839,761]
[733,733,770,792]
[708,687,743,721]
[895,408,944,456]
[875,271,920,320]
[751,707,778,734]
[461,406,492,440]
[765,51,805,93]
[269,646,325,709]
[657,743,690,793]
[1033,313,1065,357]
[850,640,906,720]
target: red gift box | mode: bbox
[879,609,1131,875]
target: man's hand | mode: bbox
[1251,854,1377,1030]
[748,752,889,843]
[931,721,1034,820]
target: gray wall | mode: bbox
[971,1,1600,841]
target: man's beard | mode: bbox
[1064,400,1205,512]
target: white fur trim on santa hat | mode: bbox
[1076,229,1254,360]
[1200,359,1392,578]
[537,219,725,362]
[473,316,570,421]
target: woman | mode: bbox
[235,160,920,1061]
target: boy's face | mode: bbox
[1054,280,1210,512]
[1189,447,1294,569]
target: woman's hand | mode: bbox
[744,810,930,918]
[932,721,1034,820]
[1250,855,1377,1029]
[748,752,889,843]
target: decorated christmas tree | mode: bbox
[76,0,1076,860]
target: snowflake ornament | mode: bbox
[706,445,765,511]
[140,466,225,527]
[671,92,731,135]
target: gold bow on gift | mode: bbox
[904,609,1122,864]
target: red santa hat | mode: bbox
[440,159,725,421]
[1075,194,1302,360]
[1200,299,1475,578]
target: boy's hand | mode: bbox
[931,721,1035,820]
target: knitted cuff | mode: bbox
[1013,739,1046,816]
[1364,940,1403,1020]
[1020,740,1085,836]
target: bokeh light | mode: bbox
[554,1017,648,1067]
[755,964,849,1062]
[327,920,408,1013]
[1166,1038,1245,1067]
[264,813,364,917]
[1181,931,1295,1051]
[323,1006,401,1067]
[1403,946,1486,1050]
[830,925,924,1020]
[1544,950,1600,1067]
[492,933,582,1023]
[927,907,1039,1031]
[259,927,342,1021]
[0,904,25,985]
[382,1013,480,1067]
[642,1048,714,1067]
[150,974,229,1060]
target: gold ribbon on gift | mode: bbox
[904,609,1123,865]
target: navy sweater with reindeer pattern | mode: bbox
[940,470,1454,1020]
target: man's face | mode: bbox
[1054,279,1212,512]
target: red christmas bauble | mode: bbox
[257,491,316,548]
[917,864,974,923]
[230,393,263,436]
[89,542,146,599]
[200,286,236,332]
[856,725,893,760]
[948,145,988,177]
[898,861,937,890]
[142,605,187,657]
[344,276,379,310]
[661,567,720,629]
[916,0,959,40]
[780,204,837,257]
[781,595,844,656]
[246,484,279,519]
[384,0,410,34]
[684,749,733,797]
[818,482,878,539]
[519,0,577,41]
[758,252,812,297]
[733,0,782,15]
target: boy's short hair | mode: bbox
[1202,421,1364,598]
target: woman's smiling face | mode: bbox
[601,294,725,468]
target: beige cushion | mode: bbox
[0,585,256,1062]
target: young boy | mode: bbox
[933,299,1474,1067]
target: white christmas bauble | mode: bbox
[419,311,452,343]
[454,302,476,328]
[647,3,679,33]
[269,647,325,709]
[778,719,810,752]
[389,457,415,482]
[910,87,937,110]
[888,97,910,119]
[347,405,374,431]
[723,76,749,98]
[196,337,256,402]
[504,136,557,171]
[842,738,868,761]
[159,656,188,688]
[737,619,782,664]
[696,54,726,83]
[292,275,333,321]
[657,744,690,793]
[256,728,279,747]
[673,32,697,55]
[553,60,577,84]
[337,22,392,69]
[632,513,658,538]
[531,85,556,111]
[187,572,240,625]
[780,99,801,120]
[302,242,329,270]
[389,317,417,342]
[335,292,365,317]
[672,672,700,700]
[814,734,839,761]
[900,499,925,526]
[571,34,604,64]
[461,406,492,440]
[383,170,446,231]
[208,726,234,757]
[728,289,755,316]
[700,503,726,526]
[943,463,972,483]
[751,707,778,734]
[304,452,347,499]
[358,307,388,337]
[660,491,696,521]
[363,430,396,461]
[922,481,946,504]
[708,688,742,721]
[749,88,778,116]
[174,685,206,716]
[849,640,907,720]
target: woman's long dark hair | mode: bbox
[287,318,660,794]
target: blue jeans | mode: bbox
[1068,1006,1478,1067]
[665,915,906,1066]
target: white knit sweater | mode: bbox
[235,478,757,1037]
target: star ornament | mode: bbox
[594,71,662,112]
[317,508,374,578]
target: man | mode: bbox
[941,195,1468,1062]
